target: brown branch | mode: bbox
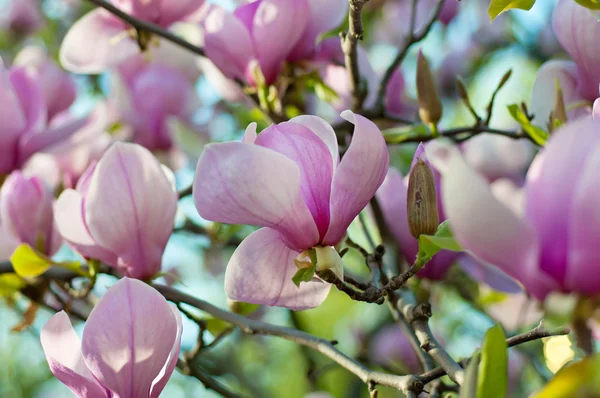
[153,284,422,393]
[341,0,371,111]
[177,359,243,398]
[84,0,205,57]
[373,0,445,113]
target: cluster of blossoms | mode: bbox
[0,0,599,396]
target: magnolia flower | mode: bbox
[115,58,200,151]
[59,0,205,73]
[0,171,61,259]
[530,0,600,124]
[13,46,77,120]
[203,0,347,85]
[427,116,600,299]
[2,0,43,35]
[194,111,388,309]
[41,277,183,398]
[368,324,422,374]
[0,60,86,176]
[55,142,178,280]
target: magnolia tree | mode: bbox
[2,0,600,397]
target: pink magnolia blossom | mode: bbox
[203,0,346,85]
[427,116,600,299]
[0,60,86,175]
[115,58,200,151]
[0,171,61,259]
[59,0,206,73]
[41,277,183,398]
[2,0,43,35]
[193,111,388,309]
[54,142,178,280]
[13,46,77,120]
[368,324,422,374]
[530,0,600,124]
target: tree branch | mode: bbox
[373,0,445,113]
[84,0,205,57]
[341,0,371,111]
[177,359,243,398]
[153,284,422,393]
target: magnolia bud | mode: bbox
[407,158,439,238]
[417,51,443,127]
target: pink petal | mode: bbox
[0,62,27,172]
[82,278,180,397]
[525,116,600,285]
[54,189,118,265]
[9,67,46,142]
[553,0,600,100]
[529,60,583,125]
[157,0,206,26]
[193,142,319,250]
[253,0,310,83]
[255,122,334,239]
[59,9,138,74]
[385,69,408,116]
[202,5,255,81]
[457,255,523,293]
[149,304,183,398]
[225,228,331,310]
[289,114,339,167]
[241,122,258,143]
[85,143,177,279]
[426,140,551,299]
[41,311,107,398]
[566,144,600,294]
[288,0,348,61]
[322,111,389,246]
[594,97,600,120]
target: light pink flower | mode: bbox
[194,111,389,309]
[59,0,206,73]
[531,0,600,124]
[13,46,77,120]
[0,171,61,259]
[2,0,43,35]
[0,60,86,175]
[41,277,183,398]
[427,116,600,299]
[202,0,310,85]
[115,59,200,151]
[54,142,178,280]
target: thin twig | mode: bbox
[84,0,205,57]
[177,359,242,398]
[418,323,571,385]
[373,0,445,113]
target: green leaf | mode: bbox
[418,220,463,259]
[488,0,536,21]
[461,350,481,398]
[382,124,429,144]
[204,317,231,336]
[292,266,315,287]
[533,355,598,398]
[477,324,508,398]
[10,244,52,278]
[575,0,600,10]
[507,104,549,145]
[0,274,26,296]
[304,72,340,104]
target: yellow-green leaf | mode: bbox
[533,355,599,398]
[575,0,600,10]
[0,273,26,296]
[205,317,231,336]
[10,244,51,278]
[418,220,463,259]
[488,0,536,21]
[477,324,508,398]
[507,104,549,145]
